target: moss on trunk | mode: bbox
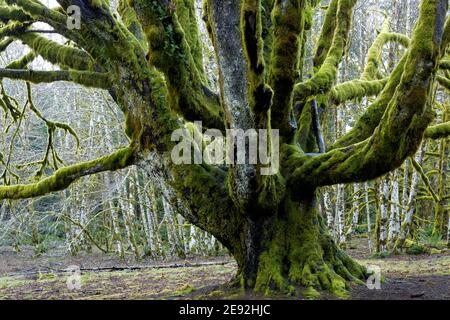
[231,191,366,298]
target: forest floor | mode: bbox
[0,236,448,300]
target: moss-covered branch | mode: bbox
[0,4,33,23]
[437,75,450,91]
[131,0,224,130]
[241,0,273,127]
[173,0,207,82]
[330,54,407,149]
[425,121,450,139]
[362,21,410,81]
[410,156,440,202]
[442,16,450,50]
[267,0,311,137]
[330,78,388,105]
[440,58,450,70]
[5,51,36,69]
[287,0,448,188]
[17,33,95,71]
[328,22,410,105]
[117,0,148,50]
[313,0,339,69]
[292,0,357,105]
[0,37,13,53]
[0,68,110,88]
[0,147,135,200]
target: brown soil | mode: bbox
[0,236,448,300]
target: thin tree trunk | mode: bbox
[120,176,140,260]
[364,182,373,253]
[388,171,400,244]
[323,190,334,231]
[105,173,124,259]
[432,137,448,237]
[401,160,410,227]
[335,184,346,245]
[395,144,427,249]
[348,183,360,237]
[379,176,390,253]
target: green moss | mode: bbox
[313,0,339,69]
[174,0,206,82]
[5,51,35,69]
[0,147,135,200]
[18,33,94,71]
[0,5,32,23]
[0,68,110,88]
[330,78,388,105]
[425,121,450,139]
[268,0,311,138]
[290,0,447,188]
[132,0,224,129]
[293,0,357,105]
[252,192,365,298]
[0,38,13,53]
[437,75,450,91]
[118,0,148,50]
[172,284,195,295]
[331,54,407,149]
[406,244,426,255]
[241,0,273,127]
[362,20,410,81]
[439,58,450,70]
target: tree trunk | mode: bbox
[378,176,390,253]
[432,136,448,237]
[395,144,426,250]
[364,182,373,253]
[323,189,334,231]
[233,191,365,298]
[335,184,346,245]
[348,183,360,237]
[388,171,400,244]
[447,214,450,248]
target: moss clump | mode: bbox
[406,244,427,255]
[437,75,450,91]
[173,284,195,295]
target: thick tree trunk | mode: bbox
[233,191,366,298]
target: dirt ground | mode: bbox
[0,236,448,300]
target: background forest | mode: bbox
[0,0,448,299]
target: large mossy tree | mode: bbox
[0,0,449,297]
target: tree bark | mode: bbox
[232,191,365,297]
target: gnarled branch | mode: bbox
[0,147,135,200]
[0,68,110,88]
